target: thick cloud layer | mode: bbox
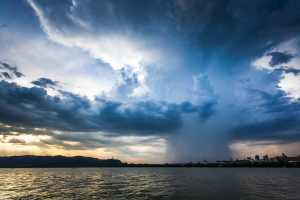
[232,89,300,142]
[1,0,300,161]
[27,0,300,64]
[0,79,214,135]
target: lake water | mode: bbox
[0,168,299,200]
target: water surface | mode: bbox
[0,168,299,200]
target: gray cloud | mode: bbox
[0,62,24,80]
[32,78,58,88]
[232,89,300,143]
[232,117,300,143]
[267,51,294,67]
[28,0,300,68]
[274,68,300,75]
[7,138,26,144]
[0,80,214,135]
[2,0,300,160]
[112,67,141,99]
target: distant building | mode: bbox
[263,155,269,161]
[282,153,288,160]
[287,156,300,163]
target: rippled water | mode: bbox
[0,168,299,200]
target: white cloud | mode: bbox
[252,38,300,71]
[252,54,273,71]
[0,30,116,99]
[278,72,300,100]
[28,0,160,99]
[252,38,300,101]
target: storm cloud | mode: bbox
[0,79,214,135]
[232,88,300,143]
[1,0,300,161]
[267,52,294,67]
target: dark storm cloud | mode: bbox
[232,89,300,142]
[198,101,216,121]
[233,117,300,143]
[0,62,24,79]
[32,78,58,88]
[250,89,300,113]
[267,51,294,66]
[274,68,300,75]
[282,68,300,75]
[192,0,300,62]
[24,0,300,111]
[6,0,300,159]
[29,0,300,67]
[181,101,216,121]
[0,80,212,135]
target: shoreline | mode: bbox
[1,155,299,168]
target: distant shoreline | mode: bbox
[1,166,300,168]
[0,155,299,168]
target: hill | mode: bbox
[0,155,123,168]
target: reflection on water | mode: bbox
[0,168,299,200]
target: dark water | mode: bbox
[0,168,299,200]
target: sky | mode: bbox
[1,0,300,163]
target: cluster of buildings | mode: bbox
[243,153,300,163]
[215,153,300,167]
